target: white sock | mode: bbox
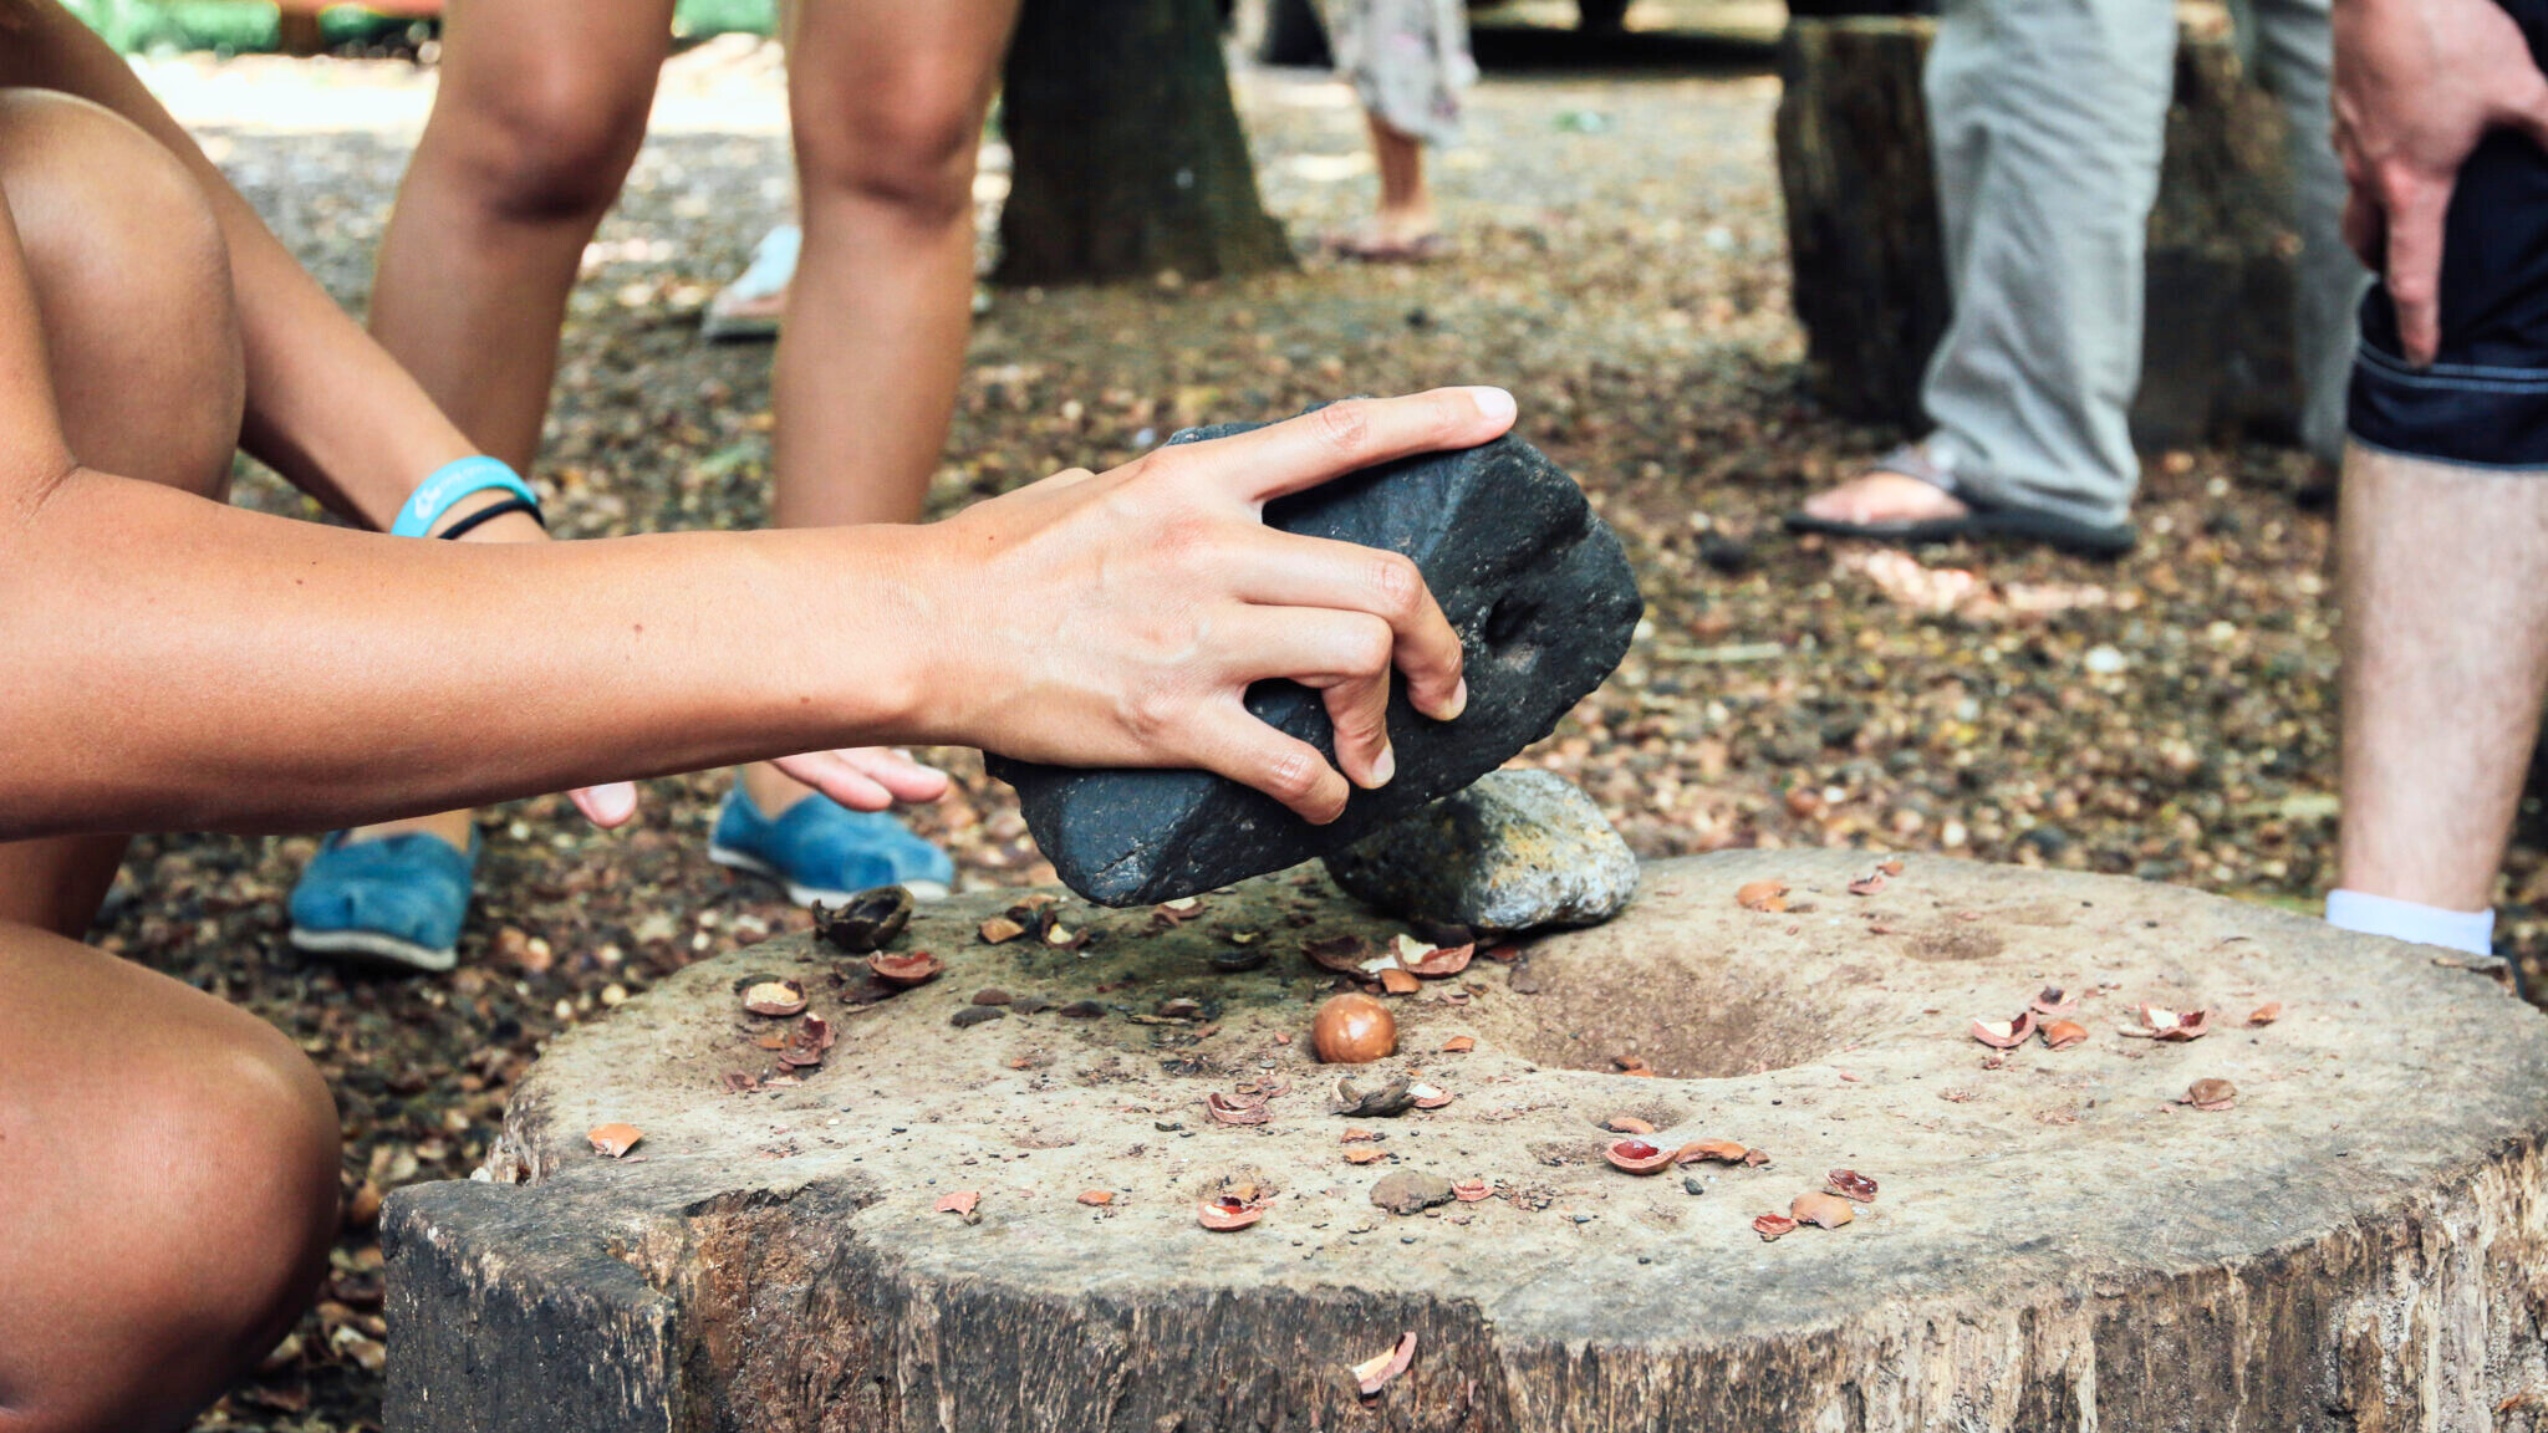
[2325,888,2495,956]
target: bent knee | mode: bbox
[795,76,986,223]
[429,57,653,221]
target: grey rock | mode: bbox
[987,420,1642,906]
[1323,769,1638,932]
[1368,1171,1457,1216]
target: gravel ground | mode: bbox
[107,37,2544,1433]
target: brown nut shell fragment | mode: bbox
[1394,935,1476,978]
[1302,934,1378,975]
[1846,870,1888,897]
[2247,1002,2282,1026]
[1076,1189,1115,1207]
[1205,1092,1271,1126]
[2154,1008,2213,1042]
[1312,994,1397,1064]
[1878,858,1905,877]
[1451,1179,1493,1203]
[1350,1332,1418,1396]
[1826,1168,1878,1203]
[741,979,807,1017]
[1605,1139,1677,1174]
[2031,986,2081,1017]
[587,1123,644,1158]
[1407,1082,1454,1110]
[1753,1212,1800,1241]
[1736,879,1790,913]
[2185,1077,2238,1111]
[933,1189,979,1217]
[1674,1138,1754,1166]
[1343,1148,1386,1166]
[1603,1115,1657,1135]
[1196,1198,1266,1231]
[1440,1035,1476,1053]
[1971,1012,2037,1049]
[2040,1019,2089,1050]
[866,951,944,987]
[1377,968,1422,996]
[812,885,914,954]
[978,916,1026,945]
[1791,1191,1856,1229]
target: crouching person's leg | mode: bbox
[0,921,340,1432]
[2331,123,2548,956]
[0,87,243,939]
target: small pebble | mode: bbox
[1155,1121,1184,1133]
[951,1006,1005,1029]
[1058,1000,1105,1019]
[1572,1213,1595,1225]
[1012,993,1056,1014]
[1683,1176,1705,1196]
[972,988,1013,1006]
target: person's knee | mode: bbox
[0,91,241,499]
[795,68,984,226]
[430,54,652,223]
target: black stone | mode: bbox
[987,421,1643,906]
[951,1006,1006,1029]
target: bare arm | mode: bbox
[0,0,475,527]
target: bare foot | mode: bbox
[1798,470,1969,526]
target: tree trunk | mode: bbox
[389,852,2548,1431]
[997,0,1295,286]
[1775,16,2304,449]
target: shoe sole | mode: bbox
[707,844,950,906]
[290,926,459,974]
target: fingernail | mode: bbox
[1371,744,1396,788]
[1443,678,1469,720]
[1468,387,1516,423]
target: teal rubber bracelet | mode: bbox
[392,456,541,539]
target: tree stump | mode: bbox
[996,0,1295,286]
[387,851,2548,1431]
[1776,17,2303,449]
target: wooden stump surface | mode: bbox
[388,851,2548,1432]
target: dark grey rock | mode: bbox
[1368,1171,1457,1216]
[988,421,1643,906]
[951,1006,1006,1029]
[1323,769,1638,932]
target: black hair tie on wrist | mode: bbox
[435,496,547,541]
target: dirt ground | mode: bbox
[111,32,2545,1433]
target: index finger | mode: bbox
[1229,527,1468,721]
[1174,387,1519,506]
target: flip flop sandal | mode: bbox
[700,224,800,343]
[1782,444,2137,560]
[1326,231,1456,264]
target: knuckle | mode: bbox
[1368,552,1423,618]
[1310,400,1372,459]
[1344,620,1395,675]
[1123,688,1181,744]
[1264,746,1322,802]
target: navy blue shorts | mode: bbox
[2348,0,2548,467]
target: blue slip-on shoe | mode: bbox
[287,828,480,974]
[708,787,954,905]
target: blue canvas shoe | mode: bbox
[708,788,953,905]
[287,828,481,974]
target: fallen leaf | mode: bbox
[979,916,1026,945]
[1077,1189,1114,1206]
[1441,1036,1476,1053]
[1736,879,1789,913]
[1603,1114,1656,1135]
[1791,1191,1856,1229]
[2247,1002,2282,1026]
[933,1189,980,1216]
[2041,1019,2089,1050]
[1971,1012,2037,1049]
[742,979,807,1017]
[2184,1078,2237,1111]
[1753,1212,1800,1241]
[1826,1168,1878,1203]
[1350,1331,1417,1396]
[588,1123,643,1158]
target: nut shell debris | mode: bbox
[1350,1332,1418,1396]
[1752,1212,1799,1241]
[741,979,807,1018]
[1825,1168,1878,1203]
[866,951,944,988]
[587,1123,643,1159]
[1604,1138,1676,1174]
[2041,1019,2089,1050]
[1791,1191,1856,1229]
[2185,1077,2238,1111]
[1311,994,1397,1064]
[1736,879,1789,913]
[1971,1012,2037,1049]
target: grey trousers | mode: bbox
[1917,0,2371,526]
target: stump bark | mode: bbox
[997,0,1295,286]
[388,851,2548,1432]
[1777,17,2303,449]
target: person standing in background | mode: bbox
[1317,0,1476,262]
[287,0,1020,971]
